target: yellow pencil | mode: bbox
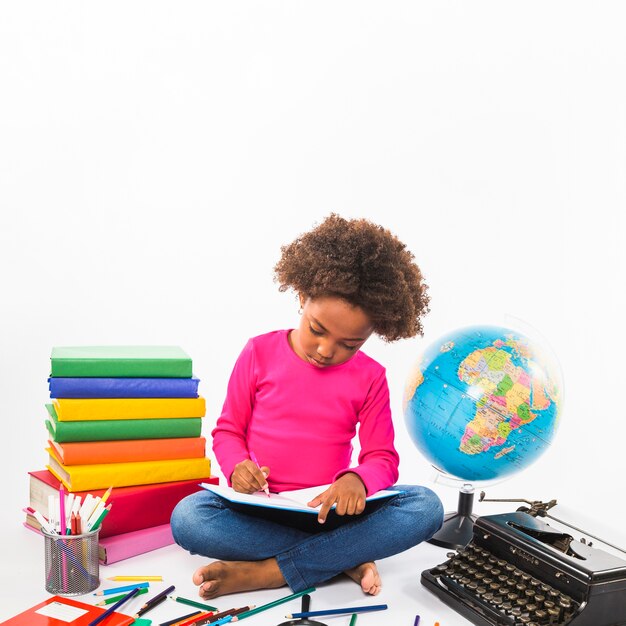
[106,576,163,581]
[101,486,113,504]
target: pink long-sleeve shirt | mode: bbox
[211,329,400,495]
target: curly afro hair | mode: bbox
[274,213,430,342]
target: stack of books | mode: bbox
[25,346,218,564]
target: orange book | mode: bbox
[49,437,206,465]
[0,595,133,626]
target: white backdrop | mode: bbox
[1,0,626,606]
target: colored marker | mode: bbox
[249,451,270,497]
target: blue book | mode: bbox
[48,376,200,398]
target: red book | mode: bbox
[0,595,133,626]
[28,470,218,538]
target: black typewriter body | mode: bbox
[421,512,626,625]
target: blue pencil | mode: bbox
[211,616,233,625]
[286,604,388,618]
[88,587,141,626]
[94,582,150,595]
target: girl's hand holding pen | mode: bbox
[307,473,367,524]
[231,459,270,494]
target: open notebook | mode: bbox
[200,482,400,515]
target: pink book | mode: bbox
[23,516,174,565]
[99,524,175,564]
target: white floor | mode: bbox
[3,480,626,626]
[0,485,480,626]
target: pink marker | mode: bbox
[249,451,270,497]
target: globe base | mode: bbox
[428,488,477,550]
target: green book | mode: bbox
[50,346,193,378]
[45,404,202,442]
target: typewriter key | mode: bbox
[543,600,555,610]
[507,592,519,601]
[467,567,477,575]
[510,607,522,617]
[467,582,478,591]
[534,609,547,620]
[476,586,487,595]
[526,603,538,612]
[525,589,536,599]
[534,594,545,605]
[502,601,513,611]
[475,559,485,567]
[559,597,572,609]
[516,598,528,607]
[491,568,502,577]
[483,592,494,602]
[483,577,494,585]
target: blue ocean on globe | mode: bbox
[403,325,562,482]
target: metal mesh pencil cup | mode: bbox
[43,528,100,595]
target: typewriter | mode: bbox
[421,510,626,625]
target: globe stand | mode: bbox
[428,484,477,550]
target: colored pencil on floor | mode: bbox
[94,582,151,595]
[158,610,204,626]
[286,603,388,618]
[107,575,163,581]
[88,587,141,626]
[229,588,316,621]
[134,586,174,618]
[170,595,219,612]
[349,614,357,626]
[96,587,149,605]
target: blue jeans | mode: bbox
[170,485,443,592]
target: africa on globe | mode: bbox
[403,325,562,483]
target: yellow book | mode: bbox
[46,447,212,491]
[53,397,206,421]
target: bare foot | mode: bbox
[344,561,382,595]
[192,559,286,600]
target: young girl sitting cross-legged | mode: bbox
[171,213,444,600]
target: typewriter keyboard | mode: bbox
[426,542,580,625]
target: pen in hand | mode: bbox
[249,451,270,497]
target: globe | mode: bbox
[404,325,562,483]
